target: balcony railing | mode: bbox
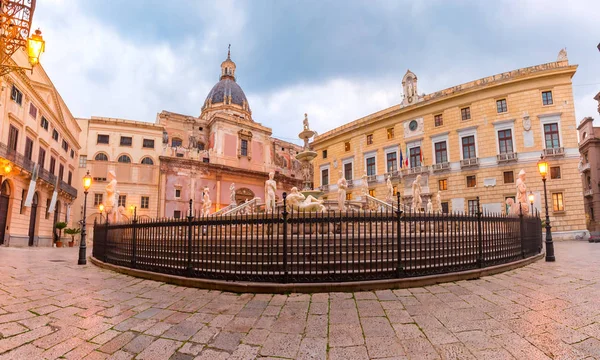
[347,179,354,188]
[543,147,565,157]
[0,142,34,172]
[320,185,330,192]
[38,167,57,185]
[367,175,378,183]
[497,152,518,163]
[431,162,450,172]
[401,166,430,177]
[580,162,591,173]
[460,158,479,168]
[60,180,78,198]
[584,188,594,197]
[384,170,401,179]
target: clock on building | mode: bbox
[409,120,418,131]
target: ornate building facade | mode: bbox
[0,48,80,247]
[312,50,586,239]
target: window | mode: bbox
[441,202,449,214]
[434,114,443,127]
[24,137,33,161]
[321,168,329,186]
[550,166,561,179]
[141,157,154,165]
[197,143,205,151]
[462,135,476,159]
[49,157,56,174]
[504,171,514,184]
[240,139,248,156]
[409,147,421,168]
[498,129,513,154]
[552,193,564,212]
[466,175,476,188]
[38,147,46,169]
[175,188,181,198]
[62,140,68,152]
[346,193,352,201]
[387,128,394,139]
[58,164,64,181]
[97,134,109,144]
[322,150,327,159]
[172,138,183,147]
[143,139,155,148]
[173,210,181,219]
[544,123,560,148]
[94,153,108,161]
[45,199,50,219]
[202,157,209,163]
[366,134,373,145]
[590,207,594,221]
[386,152,397,172]
[344,162,353,180]
[117,155,131,163]
[496,99,508,113]
[468,199,478,214]
[141,196,149,209]
[94,194,103,206]
[344,142,350,152]
[120,136,132,146]
[67,171,72,185]
[366,157,376,176]
[79,155,87,168]
[40,117,49,131]
[176,153,184,158]
[70,149,74,159]
[8,125,18,151]
[118,195,127,208]
[393,186,398,196]
[29,103,37,118]
[369,189,375,197]
[439,179,447,191]
[434,141,448,164]
[20,190,25,214]
[542,91,553,106]
[10,85,22,105]
[52,129,59,141]
[461,107,471,120]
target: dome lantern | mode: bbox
[220,44,236,80]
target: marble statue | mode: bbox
[106,170,118,222]
[435,191,442,214]
[407,80,414,97]
[361,174,369,197]
[426,199,433,213]
[411,175,423,212]
[514,169,529,215]
[286,187,326,212]
[385,175,393,203]
[202,186,212,216]
[337,171,347,211]
[265,172,277,212]
[303,113,309,131]
[229,183,236,205]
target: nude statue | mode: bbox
[337,171,348,212]
[514,169,529,215]
[435,191,442,214]
[426,199,433,213]
[105,170,118,222]
[229,183,236,206]
[286,187,326,212]
[361,173,369,197]
[385,175,394,203]
[303,113,309,131]
[265,172,277,212]
[412,175,423,212]
[201,186,212,216]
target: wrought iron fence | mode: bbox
[92,196,542,283]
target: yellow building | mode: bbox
[312,50,586,239]
[0,48,81,246]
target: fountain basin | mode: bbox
[296,151,317,162]
[299,129,316,140]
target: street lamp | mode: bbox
[3,162,12,175]
[98,203,105,221]
[537,155,555,262]
[79,171,92,265]
[27,29,45,67]
[528,192,534,216]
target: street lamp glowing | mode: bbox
[98,204,104,213]
[27,29,45,67]
[528,192,534,204]
[83,171,92,191]
[129,205,135,213]
[3,163,12,175]
[537,156,549,180]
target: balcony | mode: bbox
[580,162,591,173]
[543,147,565,157]
[497,152,518,163]
[347,179,354,188]
[367,175,378,183]
[319,184,330,192]
[60,180,78,198]
[384,170,401,179]
[584,188,594,197]
[432,162,450,172]
[460,158,479,168]
[401,166,430,177]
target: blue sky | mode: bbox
[35,0,599,144]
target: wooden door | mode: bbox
[0,181,10,245]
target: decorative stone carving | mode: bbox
[303,113,309,131]
[202,186,212,216]
[511,169,530,216]
[361,173,369,197]
[402,70,419,106]
[557,48,568,61]
[229,183,236,205]
[411,175,423,212]
[265,171,277,212]
[286,187,325,212]
[337,171,348,211]
[385,175,393,204]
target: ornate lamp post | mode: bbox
[537,156,556,262]
[528,192,535,216]
[79,171,92,265]
[98,203,104,221]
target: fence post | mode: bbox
[187,199,194,277]
[103,216,109,263]
[131,207,138,269]
[92,219,97,258]
[395,192,404,278]
[282,192,288,283]
[476,196,483,268]
[519,203,525,258]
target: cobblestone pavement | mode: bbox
[1,242,600,359]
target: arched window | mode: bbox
[94,153,108,161]
[141,157,154,165]
[197,142,205,151]
[172,138,182,147]
[118,155,131,163]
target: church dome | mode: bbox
[202,46,250,111]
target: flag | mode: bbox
[420,150,423,166]
[48,176,59,213]
[399,148,403,169]
[405,145,410,168]
[24,164,39,207]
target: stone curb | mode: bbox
[90,253,544,294]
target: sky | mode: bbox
[33,0,599,145]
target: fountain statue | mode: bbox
[106,170,119,223]
[295,113,324,201]
[426,198,433,213]
[435,191,442,214]
[202,186,212,216]
[512,169,530,216]
[286,187,326,212]
[337,171,347,211]
[264,172,277,212]
[411,175,423,212]
[229,183,236,205]
[361,173,369,196]
[385,175,393,203]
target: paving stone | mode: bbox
[106,350,134,360]
[194,348,229,360]
[162,319,204,341]
[98,331,137,354]
[63,342,99,359]
[229,343,260,360]
[365,336,406,358]
[40,337,85,359]
[297,337,326,360]
[122,334,155,354]
[259,332,302,358]
[242,328,269,345]
[0,343,44,360]
[189,326,219,344]
[328,345,369,360]
[210,331,244,352]
[328,324,364,347]
[178,341,204,356]
[0,323,27,338]
[434,342,477,360]
[91,329,121,345]
[0,325,53,353]
[136,338,181,360]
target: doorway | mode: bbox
[53,200,61,243]
[0,181,11,245]
[28,193,39,246]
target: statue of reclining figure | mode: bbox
[286,187,326,212]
